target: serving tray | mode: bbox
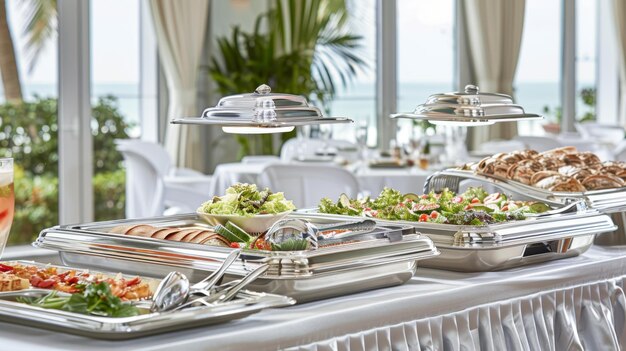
[301,206,616,272]
[424,169,626,213]
[34,213,439,302]
[0,261,294,339]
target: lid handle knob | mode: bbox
[464,84,479,94]
[255,84,272,95]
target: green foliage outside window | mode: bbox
[0,96,130,244]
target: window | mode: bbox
[1,1,59,245]
[326,0,377,146]
[396,0,454,145]
[91,0,157,221]
[576,0,597,123]
[515,0,562,135]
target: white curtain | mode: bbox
[463,0,526,150]
[614,0,626,127]
[149,0,209,169]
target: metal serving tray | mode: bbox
[424,169,626,246]
[34,214,439,303]
[301,208,616,272]
[424,169,626,213]
[0,261,294,339]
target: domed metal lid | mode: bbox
[171,84,353,134]
[390,84,543,126]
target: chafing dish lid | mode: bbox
[170,84,353,132]
[390,84,543,126]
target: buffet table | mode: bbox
[211,162,432,196]
[3,244,626,350]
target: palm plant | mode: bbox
[209,0,367,158]
[0,0,57,103]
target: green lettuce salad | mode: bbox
[319,187,550,226]
[198,183,295,216]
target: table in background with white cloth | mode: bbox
[2,245,626,350]
[210,162,432,196]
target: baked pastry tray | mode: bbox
[301,206,616,272]
[34,214,439,303]
[0,260,294,340]
[424,169,626,213]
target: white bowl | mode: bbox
[196,211,292,234]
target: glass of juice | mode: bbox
[0,158,14,258]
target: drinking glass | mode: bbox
[355,121,368,161]
[0,158,14,258]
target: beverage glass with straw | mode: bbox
[0,158,14,258]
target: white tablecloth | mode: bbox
[2,245,626,350]
[211,162,431,196]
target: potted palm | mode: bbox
[209,0,367,159]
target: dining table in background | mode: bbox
[209,161,435,197]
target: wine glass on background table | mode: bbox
[318,124,333,155]
[355,121,368,162]
[0,158,14,258]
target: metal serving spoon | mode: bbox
[150,249,241,312]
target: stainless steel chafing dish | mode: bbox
[391,84,543,126]
[34,214,439,303]
[0,261,294,339]
[424,168,626,246]
[302,204,616,272]
[171,84,352,134]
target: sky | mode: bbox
[4,0,597,87]
[6,0,140,86]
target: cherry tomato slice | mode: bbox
[471,198,480,204]
[419,214,429,222]
[430,211,439,219]
[0,263,14,272]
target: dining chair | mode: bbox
[241,155,281,164]
[575,122,625,146]
[258,164,359,208]
[115,139,213,218]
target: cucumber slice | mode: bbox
[339,193,351,208]
[225,221,252,243]
[214,225,240,243]
[403,193,420,202]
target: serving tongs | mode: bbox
[524,201,588,218]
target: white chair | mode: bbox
[258,164,359,208]
[280,138,357,162]
[614,140,626,162]
[514,136,562,152]
[115,140,213,218]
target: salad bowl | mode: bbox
[196,211,292,234]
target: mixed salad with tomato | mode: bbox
[318,187,551,226]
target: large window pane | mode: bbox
[515,0,562,135]
[397,0,454,145]
[0,1,59,245]
[576,0,597,123]
[326,0,376,146]
[91,0,142,221]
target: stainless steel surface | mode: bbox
[150,271,190,312]
[171,84,353,130]
[202,264,270,304]
[595,212,626,246]
[391,84,543,125]
[266,218,319,250]
[424,169,626,213]
[191,249,241,292]
[34,213,439,302]
[0,288,294,340]
[0,260,294,339]
[303,208,615,272]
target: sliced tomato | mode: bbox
[38,278,56,289]
[501,205,509,211]
[0,263,13,272]
[229,242,240,248]
[452,196,463,203]
[471,198,480,204]
[430,211,439,219]
[125,277,141,286]
[419,214,429,222]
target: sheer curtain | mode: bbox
[462,0,526,150]
[149,0,210,169]
[614,0,626,126]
